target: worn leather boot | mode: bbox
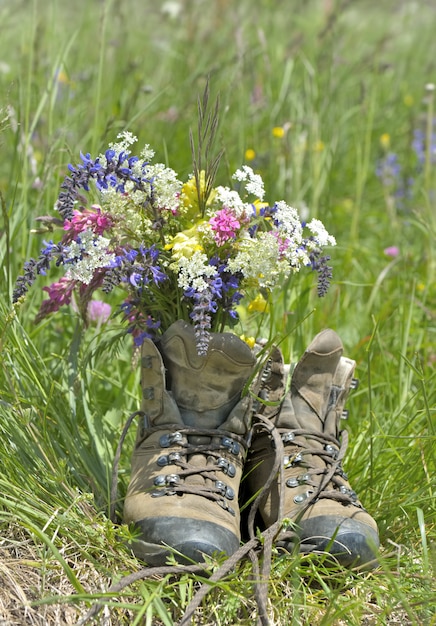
[123,320,256,565]
[245,330,379,568]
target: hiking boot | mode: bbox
[245,330,379,568]
[123,320,256,566]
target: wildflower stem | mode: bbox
[424,84,434,192]
[190,78,223,218]
[92,0,111,155]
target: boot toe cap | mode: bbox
[298,514,380,568]
[128,516,240,566]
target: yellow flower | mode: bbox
[313,140,325,152]
[247,293,269,313]
[403,94,414,107]
[57,70,70,85]
[240,334,256,349]
[272,126,285,139]
[342,198,354,212]
[180,171,216,221]
[245,148,256,161]
[380,133,390,150]
[252,199,270,214]
[181,171,206,214]
[165,224,204,260]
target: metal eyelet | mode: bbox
[260,360,272,382]
[215,481,235,500]
[282,431,295,443]
[151,490,167,498]
[221,437,240,456]
[293,490,314,504]
[337,467,348,480]
[157,451,182,466]
[216,457,236,477]
[159,432,183,448]
[166,474,180,485]
[286,477,299,488]
[299,472,311,483]
[284,452,302,467]
[325,444,338,458]
[217,498,235,516]
[340,485,357,500]
[168,452,182,463]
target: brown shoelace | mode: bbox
[76,411,289,626]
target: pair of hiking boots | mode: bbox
[123,320,379,568]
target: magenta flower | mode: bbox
[209,207,240,246]
[63,205,113,243]
[87,300,111,323]
[384,246,400,258]
[35,277,76,322]
[272,231,291,259]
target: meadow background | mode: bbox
[0,0,435,624]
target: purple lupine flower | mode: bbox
[412,129,426,165]
[102,245,167,293]
[119,301,161,346]
[309,250,333,298]
[131,316,161,347]
[412,123,436,166]
[56,149,152,220]
[212,259,243,320]
[13,241,70,302]
[189,289,213,356]
[376,152,401,187]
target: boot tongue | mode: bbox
[291,329,343,424]
[159,320,256,431]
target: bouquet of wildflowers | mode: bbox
[13,131,336,355]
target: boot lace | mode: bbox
[77,406,290,626]
[108,411,246,522]
[77,351,355,626]
[278,426,362,510]
[136,421,249,516]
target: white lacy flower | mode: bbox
[99,133,155,169]
[110,131,138,152]
[65,230,114,284]
[306,218,336,247]
[146,163,182,212]
[176,250,217,292]
[100,187,154,238]
[227,232,292,289]
[232,165,265,200]
[274,201,303,239]
[210,186,248,219]
[139,143,155,162]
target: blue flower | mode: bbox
[376,152,401,187]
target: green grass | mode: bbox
[0,0,435,624]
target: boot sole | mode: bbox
[128,516,240,566]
